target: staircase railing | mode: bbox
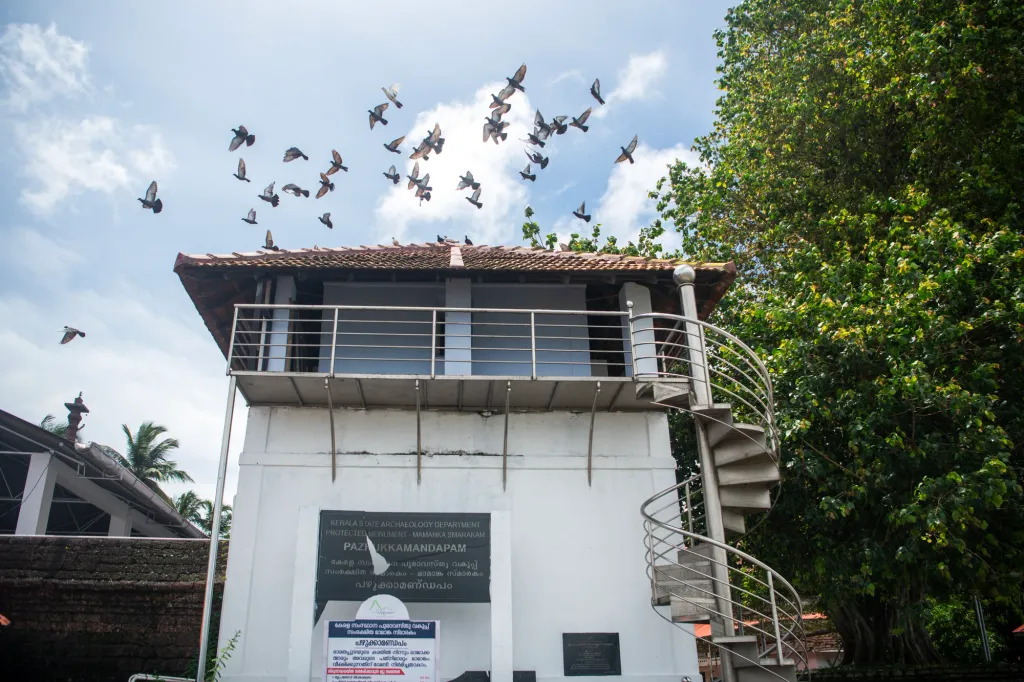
[644,475,809,673]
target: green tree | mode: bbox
[197,499,232,539]
[115,422,193,500]
[174,490,205,526]
[642,0,1024,665]
[39,414,78,441]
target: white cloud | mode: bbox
[16,116,176,216]
[0,278,246,504]
[0,23,90,111]
[548,69,584,87]
[594,143,699,245]
[8,226,83,282]
[374,82,537,245]
[592,51,667,120]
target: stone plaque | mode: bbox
[316,511,490,603]
[562,633,622,676]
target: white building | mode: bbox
[176,242,803,682]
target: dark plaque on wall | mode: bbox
[316,510,490,603]
[562,633,622,676]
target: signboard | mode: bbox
[326,619,438,682]
[562,633,622,676]
[317,511,490,603]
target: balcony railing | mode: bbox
[227,304,634,379]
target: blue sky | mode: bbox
[0,0,730,502]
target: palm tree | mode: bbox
[39,414,78,440]
[115,422,193,500]
[198,499,232,539]
[174,490,205,526]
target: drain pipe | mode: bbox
[196,376,238,682]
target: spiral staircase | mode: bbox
[629,273,808,682]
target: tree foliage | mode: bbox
[526,0,1024,665]
[115,422,193,500]
[174,491,232,539]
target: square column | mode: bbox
[15,451,57,535]
[620,282,657,378]
[108,511,132,536]
[445,278,472,375]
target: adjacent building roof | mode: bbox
[175,241,738,359]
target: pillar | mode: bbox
[619,282,657,377]
[108,510,132,536]
[445,278,473,375]
[15,452,57,535]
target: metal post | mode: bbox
[768,571,784,666]
[325,378,337,483]
[974,595,992,663]
[626,302,637,377]
[225,306,239,375]
[430,310,437,379]
[329,308,339,376]
[196,376,237,682]
[675,265,736,682]
[587,382,601,486]
[502,381,511,491]
[415,379,422,484]
[530,312,537,379]
[685,483,693,535]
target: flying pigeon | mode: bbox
[506,63,527,93]
[241,208,257,224]
[381,83,403,109]
[425,124,445,154]
[573,201,591,222]
[282,183,310,197]
[520,164,536,181]
[316,173,334,199]
[615,135,638,164]
[523,132,546,148]
[551,115,569,135]
[569,107,592,132]
[409,139,433,160]
[365,535,390,575]
[326,150,348,175]
[591,78,605,105]
[483,116,509,144]
[406,162,422,190]
[384,136,405,154]
[465,236,473,245]
[258,182,280,207]
[533,111,553,140]
[60,326,85,345]
[264,230,279,251]
[319,212,333,229]
[525,149,549,169]
[416,188,432,205]
[229,125,255,152]
[368,103,389,129]
[283,147,308,162]
[491,84,515,107]
[137,181,163,213]
[492,101,512,117]
[233,158,251,182]
[413,173,432,194]
[457,171,480,191]
[466,188,482,209]
[383,164,400,184]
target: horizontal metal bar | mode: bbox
[237,303,629,316]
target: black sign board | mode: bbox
[562,633,622,676]
[316,510,490,604]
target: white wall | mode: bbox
[218,405,699,682]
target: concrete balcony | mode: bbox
[225,304,670,411]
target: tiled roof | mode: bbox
[174,242,730,274]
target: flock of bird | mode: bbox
[69,63,645,347]
[130,63,640,250]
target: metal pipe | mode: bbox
[530,312,537,380]
[768,571,784,666]
[685,484,693,535]
[626,301,637,377]
[329,308,339,376]
[240,303,629,316]
[415,379,422,485]
[502,381,511,491]
[325,378,337,483]
[430,310,437,379]
[195,376,237,682]
[974,595,991,663]
[225,306,239,375]
[587,382,601,486]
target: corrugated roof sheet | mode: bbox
[174,242,728,274]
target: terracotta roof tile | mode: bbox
[174,241,726,274]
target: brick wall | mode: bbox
[0,536,227,682]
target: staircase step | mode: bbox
[651,379,692,406]
[691,403,734,427]
[669,591,717,623]
[715,441,774,468]
[717,461,780,487]
[722,509,746,535]
[719,485,772,512]
[708,419,767,450]
[736,665,797,682]
[652,565,715,599]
